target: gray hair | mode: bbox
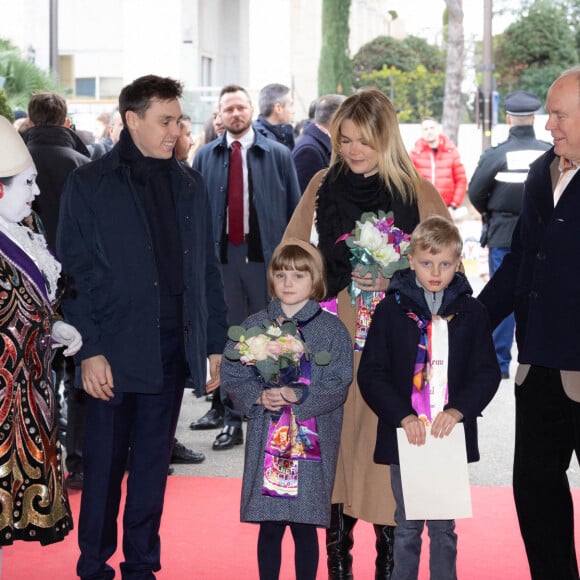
[314,94,347,127]
[258,83,291,117]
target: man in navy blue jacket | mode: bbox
[479,67,580,580]
[57,75,228,580]
[292,93,345,192]
[193,84,300,451]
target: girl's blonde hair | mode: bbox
[329,87,421,203]
[268,240,327,302]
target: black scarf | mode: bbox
[316,165,419,298]
[119,130,184,317]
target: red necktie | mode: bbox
[228,141,244,245]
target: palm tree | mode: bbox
[0,39,57,110]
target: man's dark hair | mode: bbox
[258,83,290,117]
[28,92,68,126]
[308,98,318,120]
[219,84,251,103]
[118,75,183,126]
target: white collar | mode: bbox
[227,127,254,150]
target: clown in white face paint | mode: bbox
[0,164,41,223]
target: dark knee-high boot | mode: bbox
[374,524,395,580]
[326,502,357,579]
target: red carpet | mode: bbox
[4,477,579,579]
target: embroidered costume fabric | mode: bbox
[0,231,72,545]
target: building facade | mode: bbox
[0,0,404,129]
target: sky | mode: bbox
[388,0,521,42]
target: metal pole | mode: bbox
[482,0,493,151]
[49,0,59,79]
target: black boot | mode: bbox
[326,502,357,579]
[373,524,395,580]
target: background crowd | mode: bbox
[0,64,577,580]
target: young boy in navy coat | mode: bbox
[358,216,500,580]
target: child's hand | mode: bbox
[401,414,426,446]
[258,388,290,411]
[430,408,463,439]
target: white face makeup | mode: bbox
[0,164,40,223]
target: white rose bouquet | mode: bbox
[342,210,411,305]
[224,320,330,384]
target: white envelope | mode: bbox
[396,423,472,520]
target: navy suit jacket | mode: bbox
[292,123,332,192]
[193,131,300,265]
[479,147,580,371]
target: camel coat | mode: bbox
[283,169,449,524]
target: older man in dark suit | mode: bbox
[479,67,580,580]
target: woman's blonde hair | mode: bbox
[329,87,421,203]
[267,240,327,302]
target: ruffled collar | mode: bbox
[0,216,62,301]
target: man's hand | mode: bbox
[205,354,221,393]
[81,355,115,400]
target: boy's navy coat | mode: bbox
[358,269,500,465]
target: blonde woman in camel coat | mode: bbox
[283,88,449,579]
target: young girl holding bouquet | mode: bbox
[221,238,353,580]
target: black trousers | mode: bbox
[221,241,268,427]
[77,329,187,580]
[513,365,580,580]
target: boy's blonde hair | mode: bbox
[409,215,463,258]
[268,239,327,302]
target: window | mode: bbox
[201,56,213,86]
[76,77,96,98]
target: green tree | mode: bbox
[352,35,445,88]
[361,65,445,122]
[0,89,14,122]
[352,36,446,121]
[318,0,352,95]
[0,39,57,110]
[494,0,578,103]
[566,0,580,54]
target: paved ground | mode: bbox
[168,214,580,488]
[173,361,580,487]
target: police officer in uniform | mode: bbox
[469,90,551,379]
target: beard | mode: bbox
[224,117,252,137]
